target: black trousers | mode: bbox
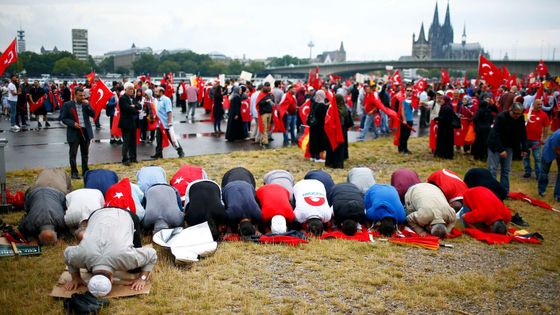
[156,127,182,157]
[68,131,90,175]
[178,99,186,112]
[121,127,137,162]
[398,121,413,152]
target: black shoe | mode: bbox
[37,122,42,128]
[523,173,531,178]
[150,154,162,159]
[177,148,185,158]
[131,160,139,164]
[45,121,51,127]
[404,150,412,154]
[122,161,131,166]
[71,173,81,180]
[110,139,116,144]
[116,139,123,145]
[511,213,529,227]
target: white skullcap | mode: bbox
[124,82,135,90]
[88,275,112,298]
[271,215,287,234]
[145,89,153,97]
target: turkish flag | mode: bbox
[478,55,503,88]
[502,66,511,81]
[299,99,311,124]
[29,95,46,113]
[440,68,450,85]
[298,126,311,158]
[536,60,548,77]
[272,106,285,133]
[111,102,123,137]
[429,120,438,152]
[508,74,517,88]
[89,79,113,120]
[105,178,137,214]
[240,99,252,122]
[324,93,344,150]
[463,75,470,88]
[0,38,18,77]
[85,71,95,83]
[389,70,403,86]
[413,78,427,92]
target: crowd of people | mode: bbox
[16,162,531,298]
[2,67,560,197]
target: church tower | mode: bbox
[428,2,443,59]
[412,23,431,60]
[441,1,454,47]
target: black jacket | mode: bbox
[464,168,507,201]
[487,111,528,153]
[118,94,141,129]
[184,180,228,228]
[221,167,256,188]
[60,100,95,142]
[328,183,365,223]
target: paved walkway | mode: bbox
[1,106,427,171]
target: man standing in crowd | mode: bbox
[524,97,549,179]
[487,102,528,195]
[177,79,187,113]
[186,81,199,121]
[60,87,95,179]
[7,74,19,132]
[119,82,141,166]
[151,87,185,159]
[258,82,274,147]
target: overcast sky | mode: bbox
[1,0,558,61]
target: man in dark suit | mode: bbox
[60,87,95,179]
[119,82,141,166]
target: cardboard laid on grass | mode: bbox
[50,268,151,298]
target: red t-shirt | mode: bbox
[463,187,512,226]
[525,110,550,141]
[256,184,295,223]
[427,169,467,202]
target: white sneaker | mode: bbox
[315,159,325,163]
[11,125,20,132]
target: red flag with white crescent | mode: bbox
[111,102,123,138]
[441,68,450,85]
[389,70,403,86]
[536,60,548,77]
[0,38,18,77]
[299,99,311,124]
[89,79,113,120]
[478,55,503,88]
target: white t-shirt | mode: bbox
[64,189,105,228]
[293,179,333,224]
[7,82,17,102]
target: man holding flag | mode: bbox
[151,87,185,159]
[60,87,95,179]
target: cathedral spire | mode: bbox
[418,22,427,43]
[443,1,451,27]
[431,2,440,27]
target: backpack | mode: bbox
[63,291,109,315]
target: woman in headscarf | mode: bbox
[434,95,455,159]
[225,86,247,141]
[213,84,225,135]
[326,94,353,168]
[308,90,328,162]
[471,98,495,161]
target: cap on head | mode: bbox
[271,215,287,234]
[124,82,135,90]
[88,275,112,298]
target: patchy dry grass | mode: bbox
[1,137,559,314]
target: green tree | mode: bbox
[98,56,114,74]
[157,60,180,75]
[227,60,244,75]
[115,67,129,75]
[268,55,309,67]
[181,60,198,74]
[246,61,266,75]
[52,57,89,75]
[132,54,159,75]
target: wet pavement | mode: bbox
[1,105,427,171]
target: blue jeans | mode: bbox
[380,112,390,134]
[9,100,17,126]
[187,101,197,118]
[358,114,378,139]
[283,114,297,143]
[457,205,472,227]
[538,157,560,200]
[523,140,543,178]
[487,148,513,195]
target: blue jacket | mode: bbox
[304,170,335,195]
[136,166,166,193]
[364,184,406,224]
[84,169,118,196]
[222,180,261,223]
[543,129,560,164]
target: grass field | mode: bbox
[1,137,559,315]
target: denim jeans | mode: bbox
[283,114,297,143]
[380,112,390,134]
[187,101,197,118]
[487,148,513,195]
[538,156,560,200]
[457,205,472,227]
[8,100,16,126]
[523,140,543,178]
[358,114,378,139]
